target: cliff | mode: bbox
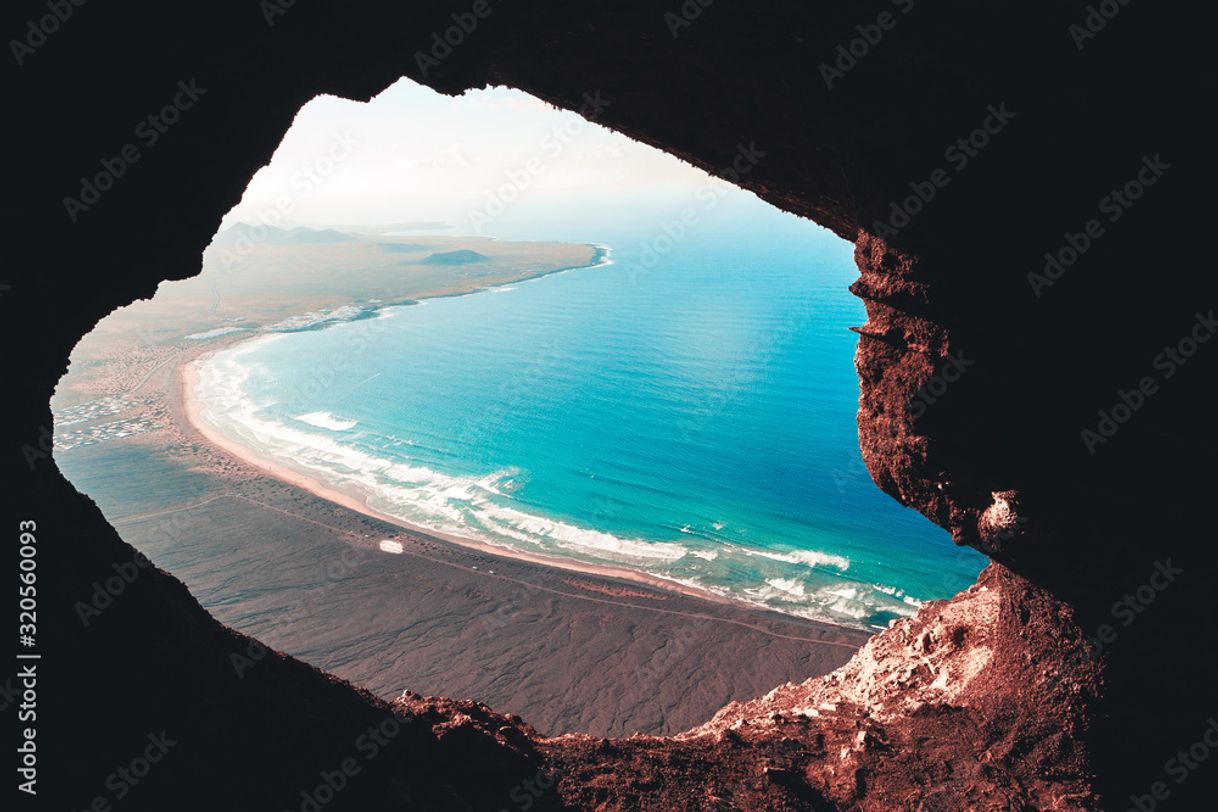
[6,1,1214,809]
[389,565,1098,809]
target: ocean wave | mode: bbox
[743,547,851,572]
[736,578,915,626]
[294,411,358,431]
[194,340,912,630]
[478,504,688,564]
[766,577,807,598]
[873,582,925,608]
[196,347,691,568]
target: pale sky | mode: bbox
[219,79,745,239]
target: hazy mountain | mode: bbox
[419,249,490,265]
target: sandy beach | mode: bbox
[53,337,869,736]
[53,232,873,737]
[181,351,752,609]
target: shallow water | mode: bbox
[195,202,986,630]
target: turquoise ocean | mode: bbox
[194,196,986,630]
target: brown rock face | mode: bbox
[686,564,1100,809]
[850,234,966,543]
[8,1,1215,810]
[395,565,1099,809]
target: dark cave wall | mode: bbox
[6,0,1215,808]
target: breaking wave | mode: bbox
[193,322,934,631]
[295,411,359,431]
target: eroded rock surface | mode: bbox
[396,565,1099,810]
[10,1,1214,809]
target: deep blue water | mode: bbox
[196,199,986,629]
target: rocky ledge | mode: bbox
[395,565,1100,810]
[10,1,1212,809]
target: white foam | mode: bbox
[295,411,358,431]
[194,341,919,631]
[477,504,688,564]
[195,345,689,569]
[766,577,807,598]
[744,547,851,571]
[185,326,247,340]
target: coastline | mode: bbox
[171,240,859,620]
[181,354,747,610]
[59,234,876,736]
[77,357,874,734]
[57,233,881,735]
[170,242,904,633]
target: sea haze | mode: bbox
[194,204,987,630]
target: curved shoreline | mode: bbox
[169,241,901,633]
[179,355,748,609]
[58,231,877,738]
[173,241,776,615]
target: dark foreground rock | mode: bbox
[6,1,1214,809]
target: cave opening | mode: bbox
[52,77,985,740]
